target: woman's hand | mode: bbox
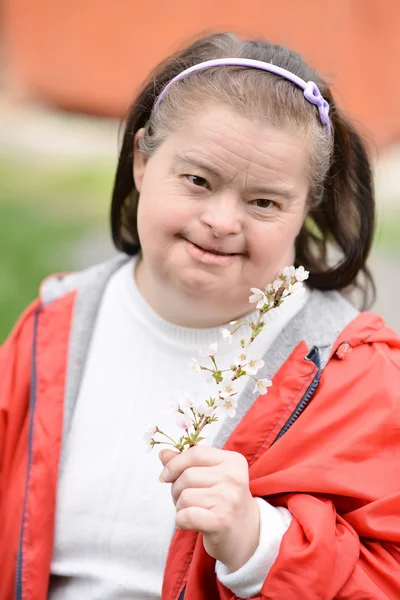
[159,446,260,572]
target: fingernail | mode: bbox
[159,468,169,483]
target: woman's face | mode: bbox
[133,103,310,325]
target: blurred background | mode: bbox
[0,0,399,341]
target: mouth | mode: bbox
[183,238,243,267]
[189,241,241,257]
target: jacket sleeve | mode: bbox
[261,492,400,599]
[0,301,39,495]
[250,335,400,600]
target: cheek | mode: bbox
[247,214,303,265]
[137,186,192,244]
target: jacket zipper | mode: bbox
[271,345,321,445]
[177,346,322,600]
[15,308,41,600]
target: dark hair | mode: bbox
[110,32,375,308]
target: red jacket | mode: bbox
[1,265,400,599]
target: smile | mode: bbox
[184,239,241,267]
[195,244,237,256]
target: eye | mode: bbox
[186,175,211,189]
[250,199,276,209]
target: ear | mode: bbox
[133,128,149,192]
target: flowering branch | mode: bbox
[144,266,309,452]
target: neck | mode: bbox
[135,257,251,328]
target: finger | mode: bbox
[175,487,217,512]
[176,506,220,534]
[171,466,220,504]
[159,449,179,467]
[160,445,228,483]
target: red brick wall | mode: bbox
[3,0,400,148]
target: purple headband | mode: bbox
[152,58,331,133]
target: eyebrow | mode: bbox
[246,183,296,201]
[174,153,221,178]
[174,153,296,201]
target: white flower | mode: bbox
[195,400,215,418]
[265,283,274,295]
[273,279,284,292]
[253,378,273,395]
[180,392,196,411]
[143,423,158,444]
[246,357,265,375]
[209,342,218,356]
[176,413,193,431]
[249,288,266,309]
[166,399,180,415]
[200,369,215,386]
[234,351,248,367]
[220,328,233,343]
[199,342,218,357]
[219,375,237,398]
[289,281,305,296]
[281,266,296,279]
[191,358,202,373]
[215,395,238,417]
[295,266,309,282]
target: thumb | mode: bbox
[159,449,179,467]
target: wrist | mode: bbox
[221,496,260,572]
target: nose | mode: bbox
[199,193,242,238]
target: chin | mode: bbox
[173,266,226,298]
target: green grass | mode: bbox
[0,158,114,221]
[0,203,89,342]
[0,157,115,342]
[374,212,400,254]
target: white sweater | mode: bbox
[49,257,307,599]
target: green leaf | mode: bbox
[212,370,223,384]
[236,369,247,378]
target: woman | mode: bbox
[1,32,399,600]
